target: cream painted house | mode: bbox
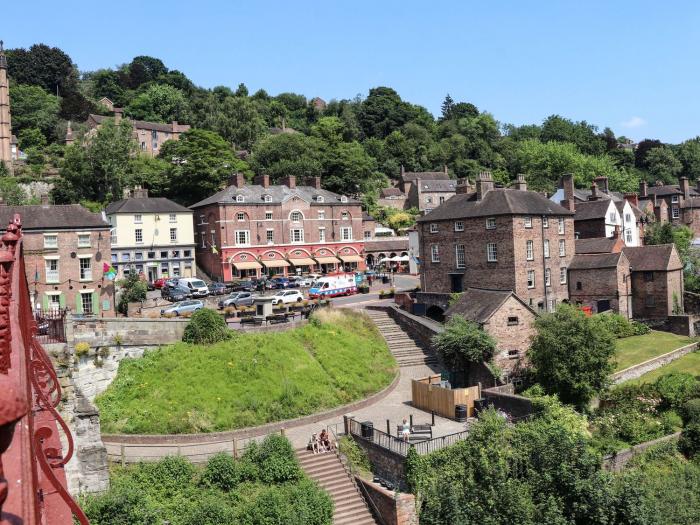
[106,188,196,281]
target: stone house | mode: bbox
[568,251,632,317]
[417,172,575,314]
[190,174,365,281]
[0,203,115,315]
[445,287,537,379]
[407,178,457,213]
[377,187,407,210]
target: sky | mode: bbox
[4,1,700,143]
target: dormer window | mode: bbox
[263,194,272,203]
[316,195,324,203]
[236,195,245,203]
[340,196,348,203]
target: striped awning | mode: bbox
[288,257,315,266]
[233,261,262,270]
[262,260,290,268]
[338,255,363,263]
[314,256,341,264]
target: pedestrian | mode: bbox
[368,275,373,286]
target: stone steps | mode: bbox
[365,310,438,367]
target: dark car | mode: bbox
[272,277,291,289]
[162,285,191,302]
[255,279,277,291]
[209,282,228,296]
[231,280,256,292]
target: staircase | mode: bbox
[297,448,378,525]
[365,309,438,367]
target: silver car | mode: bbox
[160,299,204,316]
[219,292,255,309]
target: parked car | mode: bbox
[209,282,228,296]
[270,290,304,305]
[285,277,301,288]
[219,292,256,309]
[165,278,180,288]
[162,285,191,302]
[152,278,167,289]
[256,280,278,291]
[160,300,204,316]
[178,278,210,297]
[231,280,256,292]
[271,277,291,288]
[295,277,313,287]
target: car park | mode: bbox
[218,292,256,309]
[160,300,204,316]
[256,279,278,291]
[162,285,191,302]
[209,282,228,296]
[272,277,291,288]
[294,277,313,287]
[231,280,256,292]
[270,290,304,305]
[178,278,210,297]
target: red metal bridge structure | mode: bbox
[0,215,89,524]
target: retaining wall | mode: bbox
[612,343,698,384]
[480,388,535,419]
[352,437,408,491]
[602,432,681,472]
[357,477,418,525]
[67,316,189,347]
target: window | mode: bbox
[486,217,496,230]
[439,196,445,204]
[79,257,92,281]
[147,251,155,259]
[134,214,142,224]
[210,231,216,247]
[78,234,91,248]
[235,230,250,245]
[524,216,532,228]
[200,232,206,248]
[160,251,168,258]
[560,267,567,284]
[135,229,143,244]
[430,223,438,233]
[169,213,176,223]
[265,211,273,220]
[172,266,180,277]
[454,221,464,232]
[576,281,582,290]
[340,227,353,241]
[318,210,325,220]
[111,254,117,263]
[266,229,274,244]
[542,216,549,228]
[609,212,617,223]
[237,212,245,221]
[543,239,550,258]
[341,211,349,220]
[644,271,654,282]
[290,229,304,243]
[291,211,302,222]
[364,231,372,240]
[545,268,551,286]
[507,316,519,326]
[672,207,680,219]
[170,228,177,243]
[526,240,534,261]
[316,195,324,203]
[455,244,465,269]
[121,253,131,262]
[431,244,440,263]
[625,213,631,223]
[236,195,245,203]
[80,292,94,315]
[46,293,61,311]
[183,250,191,258]
[558,218,565,234]
[44,234,58,249]
[527,270,535,288]
[319,228,326,242]
[151,130,157,140]
[671,195,679,203]
[645,295,655,307]
[626,229,632,243]
[45,259,59,283]
[135,252,144,260]
[487,243,497,262]
[110,229,116,245]
[170,250,179,258]
[559,239,566,257]
[340,196,348,203]
[426,197,433,204]
[140,142,146,151]
[264,195,272,203]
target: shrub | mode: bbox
[679,422,700,458]
[117,274,147,315]
[682,398,700,424]
[593,313,649,338]
[655,373,700,410]
[182,309,233,345]
[181,494,235,525]
[432,316,496,371]
[338,436,371,473]
[199,453,241,491]
[246,434,302,483]
[80,485,159,525]
[236,479,333,525]
[74,342,90,357]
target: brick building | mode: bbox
[377,166,456,213]
[0,203,114,315]
[623,245,684,319]
[568,251,632,317]
[190,174,365,281]
[445,287,537,378]
[417,172,575,313]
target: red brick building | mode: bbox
[190,174,366,281]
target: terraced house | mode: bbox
[417,172,575,314]
[190,174,365,281]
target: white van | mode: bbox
[308,273,357,298]
[177,277,210,297]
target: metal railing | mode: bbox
[34,307,68,344]
[412,429,470,455]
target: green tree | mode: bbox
[9,84,60,139]
[540,114,606,155]
[125,55,168,89]
[182,309,233,345]
[117,273,147,315]
[249,133,323,182]
[0,177,29,205]
[206,95,266,149]
[357,86,432,139]
[645,147,682,184]
[126,83,190,123]
[432,316,496,384]
[529,304,616,408]
[676,138,700,180]
[644,222,692,261]
[18,127,47,150]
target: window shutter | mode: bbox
[59,293,66,308]
[75,293,83,314]
[42,294,49,311]
[92,292,99,314]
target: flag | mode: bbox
[211,245,219,254]
[103,262,117,281]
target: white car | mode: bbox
[271,290,304,305]
[295,277,313,287]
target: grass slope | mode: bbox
[629,351,700,384]
[614,331,693,372]
[97,309,396,434]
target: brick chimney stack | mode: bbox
[561,173,575,205]
[588,182,599,201]
[612,224,620,239]
[680,176,690,200]
[624,192,639,207]
[475,171,494,201]
[113,107,123,124]
[443,165,448,176]
[132,185,149,199]
[254,174,270,188]
[309,176,322,190]
[229,173,246,188]
[282,175,296,189]
[513,174,527,191]
[594,176,609,194]
[456,178,472,195]
[639,180,648,198]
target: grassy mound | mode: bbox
[97,309,396,434]
[614,331,693,372]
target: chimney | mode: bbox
[443,165,448,176]
[282,175,296,189]
[400,165,405,178]
[228,173,246,188]
[588,182,599,201]
[561,173,575,206]
[113,107,123,124]
[133,186,149,199]
[254,174,270,188]
[623,192,639,207]
[475,171,494,201]
[680,176,690,200]
[309,176,321,190]
[564,198,576,212]
[513,174,527,191]
[639,180,648,198]
[612,224,620,239]
[456,178,472,194]
[40,194,50,206]
[594,176,609,194]
[122,187,132,199]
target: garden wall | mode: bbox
[602,432,681,472]
[357,477,418,525]
[351,437,408,491]
[480,387,535,419]
[67,316,189,347]
[611,343,698,384]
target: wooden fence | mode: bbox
[411,375,480,419]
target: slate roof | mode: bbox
[0,205,109,231]
[573,199,613,221]
[445,288,535,324]
[573,189,624,202]
[569,252,624,270]
[417,189,573,222]
[189,184,358,209]
[614,200,643,219]
[682,196,700,209]
[106,197,191,214]
[402,171,449,182]
[418,180,456,192]
[363,238,409,252]
[380,187,405,198]
[89,114,189,133]
[623,244,683,271]
[645,184,700,197]
[575,237,620,254]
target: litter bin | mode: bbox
[382,275,389,284]
[473,398,487,416]
[360,421,374,439]
[455,404,468,422]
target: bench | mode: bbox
[266,314,289,325]
[240,316,263,326]
[396,423,433,442]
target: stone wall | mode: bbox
[611,343,698,384]
[357,477,418,525]
[352,437,408,491]
[480,388,535,419]
[603,432,681,472]
[376,304,443,351]
[68,316,189,347]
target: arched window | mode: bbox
[236,212,246,221]
[340,196,348,203]
[236,194,245,203]
[290,210,303,222]
[341,211,350,220]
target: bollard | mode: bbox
[280,428,286,437]
[232,438,237,458]
[386,419,390,435]
[410,414,413,427]
[432,410,435,426]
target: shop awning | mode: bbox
[232,261,262,270]
[339,255,364,263]
[288,257,315,266]
[314,256,341,264]
[262,260,290,268]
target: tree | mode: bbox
[117,273,147,314]
[644,222,692,261]
[18,127,47,150]
[644,147,682,184]
[6,43,79,97]
[125,56,168,89]
[126,84,190,123]
[159,129,248,205]
[357,87,431,139]
[634,139,663,169]
[249,133,323,182]
[432,316,496,383]
[212,96,266,149]
[440,94,455,120]
[529,304,616,408]
[9,84,60,139]
[540,114,606,155]
[677,138,700,180]
[0,177,30,205]
[182,309,233,344]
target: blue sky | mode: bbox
[4,1,699,143]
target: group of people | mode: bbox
[309,428,335,454]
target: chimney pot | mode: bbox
[475,171,494,201]
[639,180,648,198]
[283,175,296,189]
[594,176,609,194]
[513,173,527,191]
[228,173,246,188]
[254,174,270,188]
[456,178,472,195]
[589,182,599,201]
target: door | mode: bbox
[148,267,157,282]
[597,299,611,313]
[450,274,463,293]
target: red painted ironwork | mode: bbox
[0,214,90,525]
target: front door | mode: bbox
[147,267,157,282]
[450,274,463,293]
